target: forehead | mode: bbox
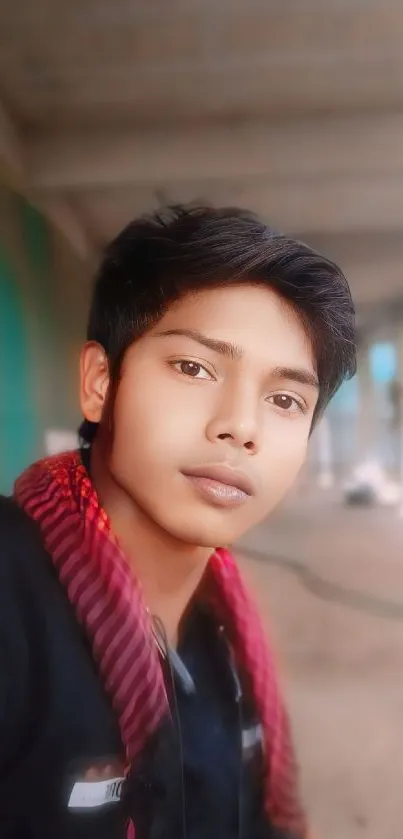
[151,284,315,371]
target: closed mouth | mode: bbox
[182,464,254,496]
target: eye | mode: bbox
[172,360,213,380]
[268,393,305,414]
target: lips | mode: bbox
[182,464,255,497]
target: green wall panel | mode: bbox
[0,247,38,493]
[20,196,66,427]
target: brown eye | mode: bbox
[180,361,202,377]
[268,394,304,413]
[172,360,212,380]
[273,394,293,410]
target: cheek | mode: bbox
[260,431,308,501]
[111,380,166,461]
[109,373,203,469]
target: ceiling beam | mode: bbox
[0,100,25,182]
[0,100,95,261]
[346,256,403,308]
[28,114,403,191]
[71,172,403,238]
[37,196,97,263]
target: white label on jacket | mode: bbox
[242,723,264,752]
[68,776,124,808]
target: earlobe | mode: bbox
[80,342,110,424]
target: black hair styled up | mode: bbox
[81,204,356,442]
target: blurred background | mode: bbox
[1,2,403,837]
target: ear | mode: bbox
[80,342,110,424]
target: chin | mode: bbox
[147,494,266,550]
[163,514,247,550]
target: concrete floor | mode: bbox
[235,486,403,839]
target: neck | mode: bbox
[90,445,212,646]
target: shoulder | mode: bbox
[0,494,40,605]
[0,494,48,569]
[0,495,76,641]
[0,497,49,778]
[0,494,56,624]
[0,493,25,523]
[0,492,40,534]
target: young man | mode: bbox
[0,205,355,839]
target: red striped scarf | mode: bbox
[15,450,306,838]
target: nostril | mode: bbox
[244,440,254,451]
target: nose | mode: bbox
[205,384,260,454]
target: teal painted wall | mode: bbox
[0,182,89,493]
[0,248,38,492]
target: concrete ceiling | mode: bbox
[1,0,403,324]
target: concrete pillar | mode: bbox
[315,415,334,488]
[356,339,377,464]
[394,326,403,514]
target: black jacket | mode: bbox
[0,496,292,839]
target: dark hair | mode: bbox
[80,204,355,442]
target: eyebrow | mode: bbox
[271,366,319,390]
[154,328,242,360]
[154,328,319,389]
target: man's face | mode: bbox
[83,284,319,547]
